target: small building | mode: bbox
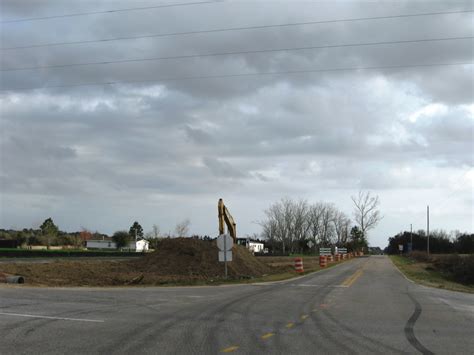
[132,239,149,252]
[86,239,149,252]
[86,240,115,250]
[248,242,264,253]
[236,238,265,254]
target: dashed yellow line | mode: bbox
[286,322,295,328]
[261,332,275,340]
[300,314,309,320]
[311,308,318,313]
[340,268,364,287]
[221,345,239,353]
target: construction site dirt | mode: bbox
[0,238,303,287]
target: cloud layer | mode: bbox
[1,0,473,245]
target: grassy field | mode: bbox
[390,255,474,293]
[0,248,141,258]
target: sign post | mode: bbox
[217,234,233,279]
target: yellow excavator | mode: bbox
[218,198,237,242]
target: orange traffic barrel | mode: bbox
[294,257,304,273]
[327,255,333,262]
[335,254,340,262]
[319,255,327,268]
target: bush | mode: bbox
[433,254,474,285]
[112,231,131,249]
[451,255,474,284]
[410,251,432,263]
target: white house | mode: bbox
[86,239,149,252]
[132,239,149,252]
[248,242,264,253]
[86,240,115,250]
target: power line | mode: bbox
[1,9,472,51]
[1,61,471,92]
[1,1,219,24]
[2,36,471,72]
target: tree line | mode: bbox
[386,230,474,254]
[259,191,381,254]
[0,217,193,250]
[0,218,107,249]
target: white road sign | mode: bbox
[307,241,314,248]
[219,250,233,262]
[217,234,233,251]
[319,247,332,256]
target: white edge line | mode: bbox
[0,312,105,323]
[389,257,416,284]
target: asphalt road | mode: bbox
[1,256,473,354]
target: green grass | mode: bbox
[0,248,141,258]
[390,255,474,293]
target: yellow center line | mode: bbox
[340,268,364,287]
[261,332,275,340]
[221,346,239,353]
[286,322,295,328]
[300,314,309,320]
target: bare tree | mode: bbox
[308,203,324,245]
[319,204,336,246]
[291,199,311,252]
[332,211,351,246]
[145,224,161,239]
[261,198,354,252]
[151,224,160,238]
[175,219,191,237]
[351,191,382,238]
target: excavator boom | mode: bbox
[218,198,237,241]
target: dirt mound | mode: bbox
[0,238,280,286]
[135,238,273,280]
[0,259,146,287]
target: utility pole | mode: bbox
[427,205,430,255]
[410,224,413,245]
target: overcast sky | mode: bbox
[0,0,473,247]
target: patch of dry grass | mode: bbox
[390,255,474,293]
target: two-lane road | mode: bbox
[1,256,473,354]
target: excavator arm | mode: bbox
[218,198,236,242]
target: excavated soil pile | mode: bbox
[0,238,282,286]
[134,238,275,281]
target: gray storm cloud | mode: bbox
[0,0,472,246]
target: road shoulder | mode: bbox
[389,255,474,294]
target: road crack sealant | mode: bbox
[404,292,434,355]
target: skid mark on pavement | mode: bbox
[404,293,434,355]
[0,312,104,323]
